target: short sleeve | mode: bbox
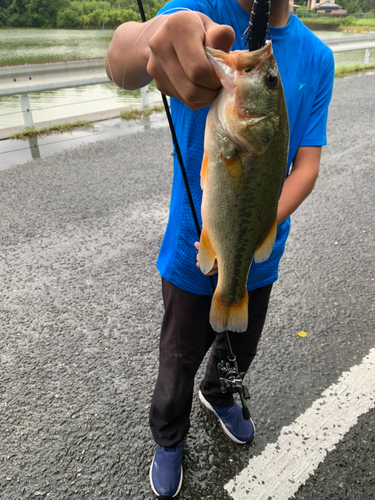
[157,0,210,17]
[300,50,335,147]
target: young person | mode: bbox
[106,1,334,496]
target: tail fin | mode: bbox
[210,290,249,333]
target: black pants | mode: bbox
[149,278,273,447]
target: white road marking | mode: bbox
[225,347,375,500]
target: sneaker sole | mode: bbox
[149,455,183,498]
[198,390,255,445]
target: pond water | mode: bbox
[0,28,373,130]
[0,28,163,129]
[0,28,114,66]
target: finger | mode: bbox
[204,23,235,53]
[171,19,221,92]
[148,30,220,107]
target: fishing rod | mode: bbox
[135,0,269,421]
[244,0,270,51]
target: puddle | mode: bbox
[0,113,169,171]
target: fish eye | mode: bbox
[265,73,278,88]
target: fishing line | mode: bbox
[136,0,204,250]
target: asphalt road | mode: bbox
[0,71,374,500]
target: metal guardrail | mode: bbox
[0,35,373,129]
[328,35,375,60]
[0,58,149,128]
[327,36,375,66]
[327,35,375,45]
[0,58,109,98]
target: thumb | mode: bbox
[204,22,235,53]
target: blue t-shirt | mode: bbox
[156,1,335,295]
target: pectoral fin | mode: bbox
[200,152,209,190]
[254,218,277,263]
[199,229,216,275]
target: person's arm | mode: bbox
[195,146,322,275]
[277,146,321,224]
[105,11,235,109]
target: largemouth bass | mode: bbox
[199,41,289,333]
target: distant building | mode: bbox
[330,8,348,16]
[306,0,344,10]
[313,1,344,13]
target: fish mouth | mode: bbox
[205,42,273,89]
[205,41,272,69]
[205,40,272,58]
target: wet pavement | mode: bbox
[0,72,374,500]
[0,111,168,170]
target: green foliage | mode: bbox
[69,1,112,16]
[360,0,375,11]
[340,14,358,25]
[28,0,70,27]
[356,15,375,21]
[0,0,168,27]
[56,8,80,28]
[0,0,12,7]
[340,0,363,12]
[0,9,7,26]
[120,105,164,120]
[10,120,93,140]
[335,63,375,75]
[299,16,342,23]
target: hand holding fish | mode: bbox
[106,11,235,110]
[194,241,218,276]
[147,12,235,109]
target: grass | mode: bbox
[9,107,165,141]
[120,105,165,120]
[355,18,375,26]
[10,120,93,139]
[335,63,375,76]
[299,16,375,31]
[300,16,342,24]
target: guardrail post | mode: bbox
[364,48,371,64]
[141,85,149,108]
[28,137,41,160]
[19,94,34,128]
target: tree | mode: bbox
[5,0,30,26]
[28,0,70,27]
[56,8,80,28]
[359,0,375,11]
[341,0,363,12]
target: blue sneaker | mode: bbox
[199,390,255,444]
[149,440,183,498]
